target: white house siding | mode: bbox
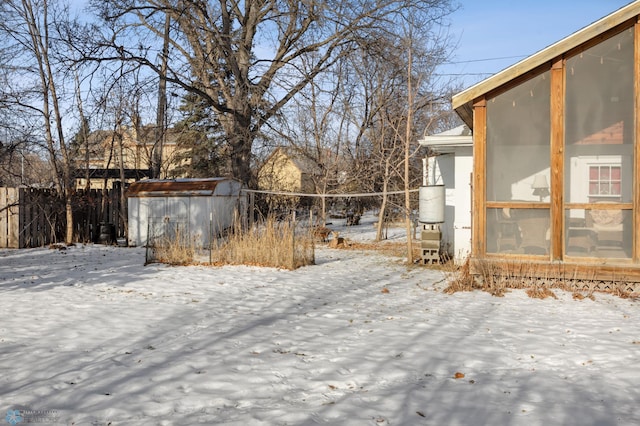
[420,125,473,263]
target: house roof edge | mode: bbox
[452,1,640,128]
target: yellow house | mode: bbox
[75,126,189,190]
[257,147,320,194]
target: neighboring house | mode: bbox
[451,1,640,287]
[257,147,321,194]
[419,125,473,262]
[74,126,188,190]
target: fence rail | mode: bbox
[0,186,125,248]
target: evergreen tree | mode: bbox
[172,92,228,178]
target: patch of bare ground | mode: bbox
[326,238,421,260]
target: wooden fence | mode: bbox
[0,186,125,248]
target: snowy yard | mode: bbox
[1,222,639,425]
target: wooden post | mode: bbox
[472,98,487,258]
[249,191,255,229]
[550,57,565,261]
[8,188,18,248]
[0,187,16,248]
[290,211,296,270]
[634,18,640,261]
[0,188,8,248]
[18,188,26,248]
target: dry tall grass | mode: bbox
[441,257,636,300]
[150,228,196,266]
[210,217,315,270]
[443,258,571,298]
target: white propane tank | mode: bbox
[419,185,445,224]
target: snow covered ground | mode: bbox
[1,217,639,425]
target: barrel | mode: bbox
[98,223,116,245]
[419,185,445,224]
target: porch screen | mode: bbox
[486,71,550,254]
[564,28,634,259]
[486,71,551,203]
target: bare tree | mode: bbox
[402,34,416,263]
[152,12,170,179]
[82,0,456,187]
[0,0,78,243]
[270,53,348,223]
[332,12,457,256]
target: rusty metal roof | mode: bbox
[127,178,238,197]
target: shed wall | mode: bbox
[127,179,245,247]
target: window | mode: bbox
[589,165,621,198]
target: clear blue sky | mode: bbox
[443,1,635,88]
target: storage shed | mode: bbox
[127,178,246,247]
[451,1,640,289]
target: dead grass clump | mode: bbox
[473,259,509,297]
[572,292,596,301]
[443,257,480,294]
[526,285,557,300]
[444,256,521,296]
[151,229,196,266]
[211,217,315,270]
[442,256,511,296]
[313,226,333,242]
[610,285,632,299]
[49,243,70,251]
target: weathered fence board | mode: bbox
[0,188,20,248]
[0,186,125,248]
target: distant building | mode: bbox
[74,126,189,190]
[257,147,321,194]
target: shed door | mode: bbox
[168,198,189,238]
[147,198,167,243]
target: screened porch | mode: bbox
[452,3,640,284]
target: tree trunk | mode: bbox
[65,193,73,244]
[376,195,388,242]
[404,46,414,264]
[230,139,253,186]
[152,13,170,179]
[21,0,74,243]
[376,176,389,242]
[222,110,254,186]
[118,133,128,240]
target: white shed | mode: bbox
[127,178,246,247]
[419,125,473,262]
